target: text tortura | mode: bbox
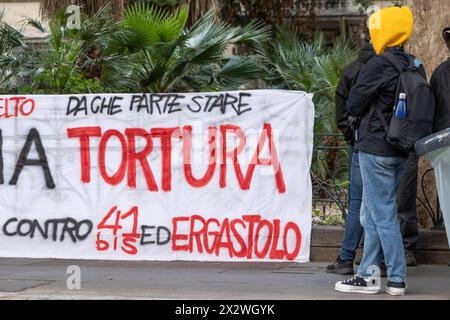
[67,123,286,192]
[0,124,285,192]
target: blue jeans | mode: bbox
[340,151,364,261]
[357,152,407,283]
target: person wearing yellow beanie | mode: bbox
[371,6,422,269]
[334,6,427,297]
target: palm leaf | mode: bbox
[215,56,263,88]
[0,23,26,48]
[123,3,188,50]
[229,20,271,45]
[25,18,47,33]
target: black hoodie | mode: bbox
[346,46,426,157]
[335,44,375,146]
[430,58,450,132]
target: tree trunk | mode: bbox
[179,0,220,26]
[112,0,125,19]
[406,0,450,227]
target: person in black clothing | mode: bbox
[430,27,450,133]
[335,6,421,296]
[430,27,450,268]
[397,156,420,266]
[396,38,427,266]
[326,42,376,275]
[335,44,375,147]
[327,30,423,275]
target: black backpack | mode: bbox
[373,52,435,153]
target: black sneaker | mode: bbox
[335,276,382,294]
[405,251,417,267]
[386,281,407,296]
[380,262,387,278]
[326,256,354,275]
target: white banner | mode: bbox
[0,90,314,262]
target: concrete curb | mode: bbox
[311,225,450,264]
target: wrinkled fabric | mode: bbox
[357,152,407,283]
[369,6,414,55]
[347,47,425,158]
[431,59,450,132]
[397,152,419,252]
[340,151,364,261]
[335,44,375,146]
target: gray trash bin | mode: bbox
[415,128,450,247]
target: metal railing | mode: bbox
[311,132,443,228]
[311,132,350,222]
[418,168,443,229]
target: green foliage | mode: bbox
[353,0,406,10]
[0,10,31,94]
[20,19,104,94]
[19,69,104,94]
[312,208,344,226]
[123,3,188,46]
[2,4,270,94]
[63,5,137,92]
[258,25,357,130]
[119,5,270,92]
[136,0,180,6]
[353,0,374,9]
[258,25,357,180]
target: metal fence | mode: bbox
[311,132,350,223]
[311,132,443,228]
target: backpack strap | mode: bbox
[368,52,404,135]
[381,52,405,73]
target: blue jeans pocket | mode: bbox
[375,156,402,167]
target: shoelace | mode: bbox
[343,276,358,284]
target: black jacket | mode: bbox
[430,58,450,132]
[335,44,375,146]
[347,46,426,158]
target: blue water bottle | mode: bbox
[395,93,407,119]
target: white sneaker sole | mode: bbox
[335,282,382,294]
[385,287,406,296]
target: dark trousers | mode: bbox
[340,151,364,261]
[397,152,420,253]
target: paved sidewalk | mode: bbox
[0,258,449,300]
